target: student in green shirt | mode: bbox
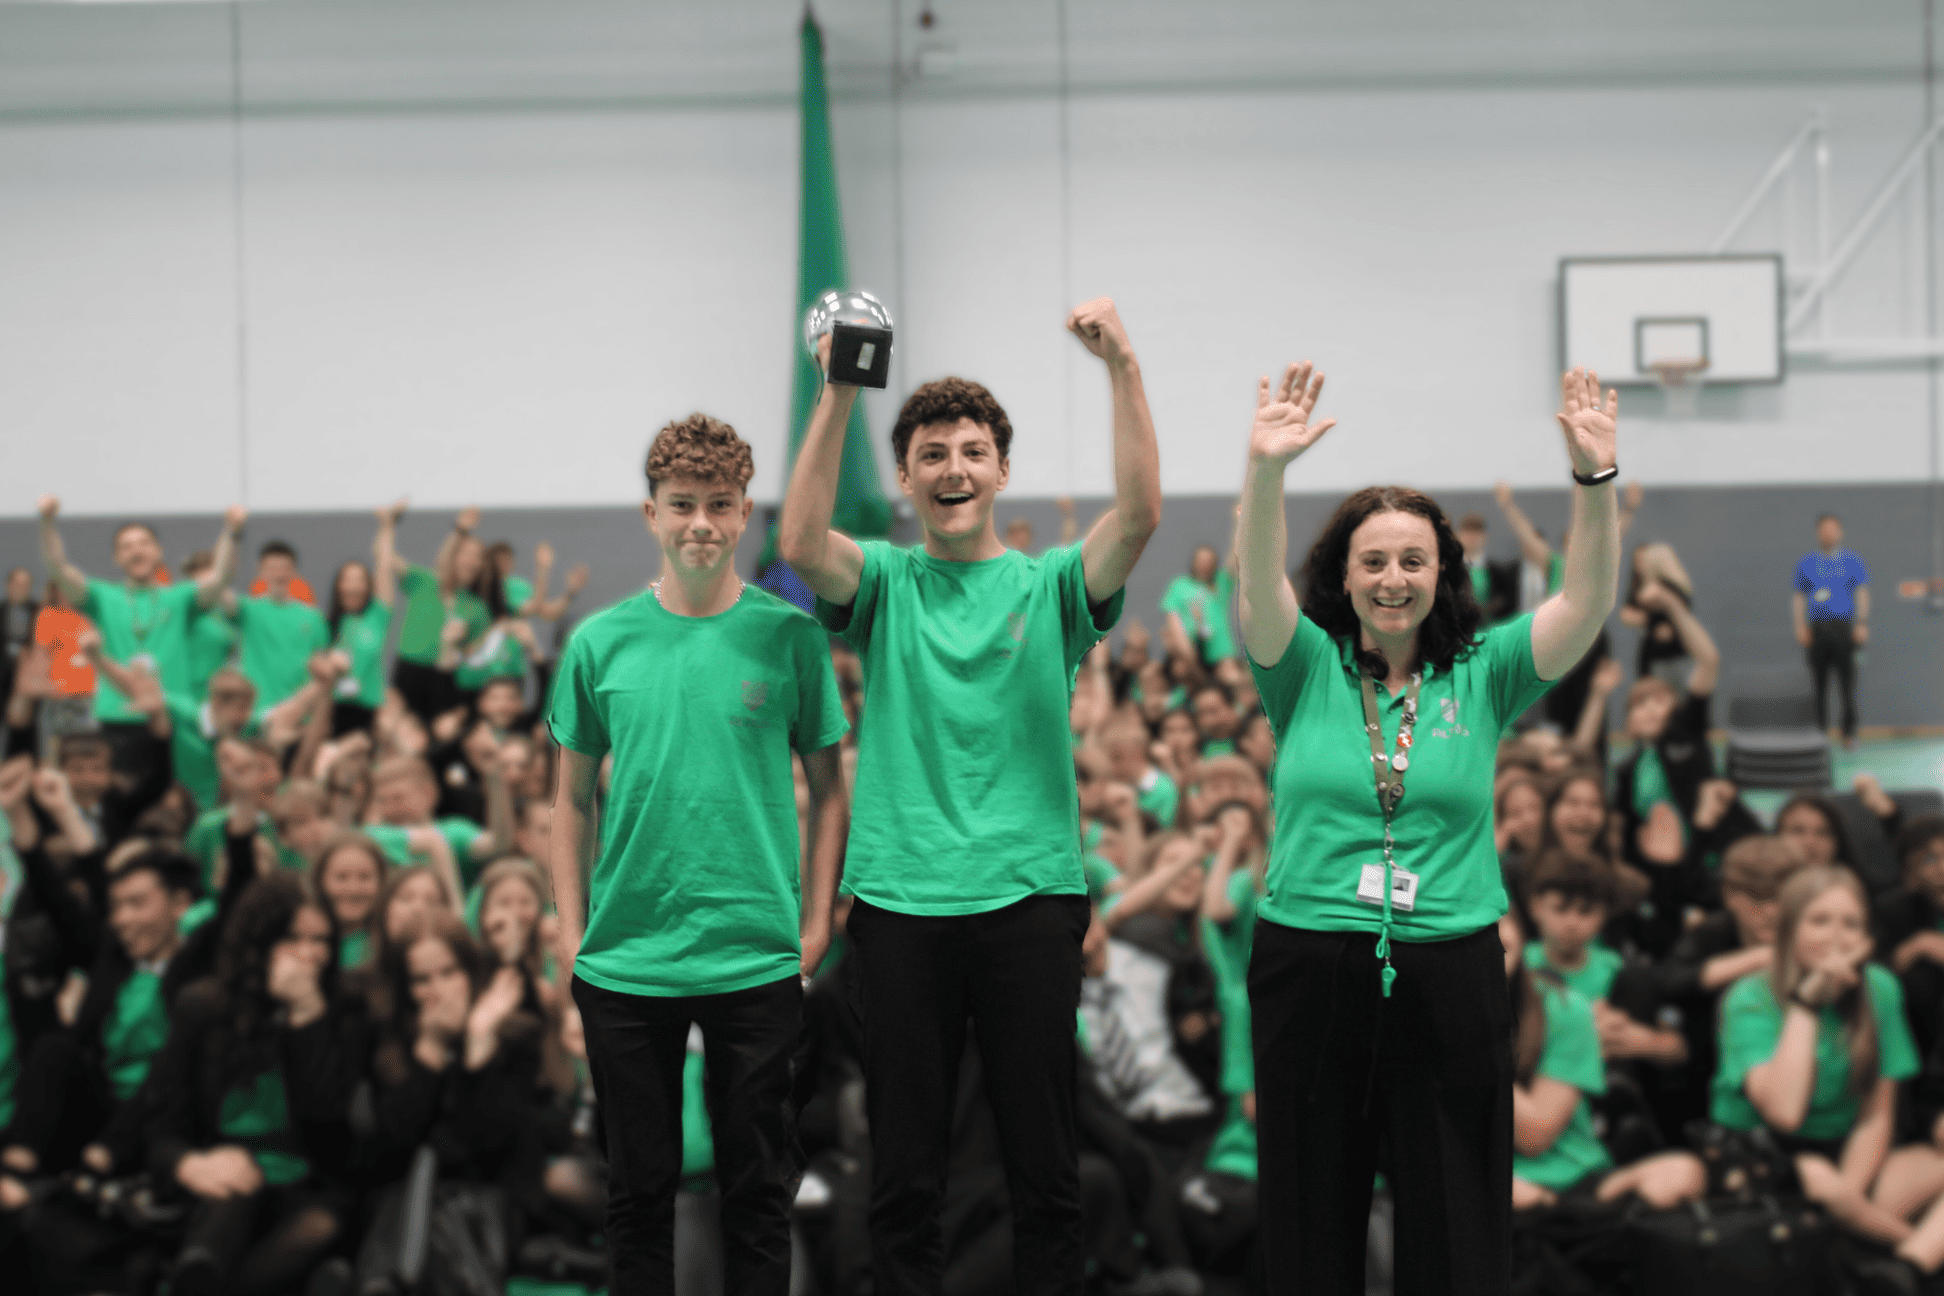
[552,414,850,1296]
[1189,680,1242,758]
[311,831,389,972]
[1100,718,1177,829]
[216,540,330,720]
[780,297,1160,1294]
[365,754,504,896]
[1500,914,1704,1212]
[321,499,405,738]
[178,547,240,699]
[1711,866,1944,1276]
[1235,363,1622,1296]
[37,496,245,761]
[1159,545,1238,664]
[390,510,467,726]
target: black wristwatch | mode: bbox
[1571,465,1619,486]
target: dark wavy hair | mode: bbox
[371,908,485,1087]
[213,873,339,1092]
[1776,792,1860,870]
[890,377,1014,467]
[1296,486,1482,676]
[327,559,372,639]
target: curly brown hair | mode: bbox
[890,377,1013,467]
[644,413,755,494]
[1296,485,1482,677]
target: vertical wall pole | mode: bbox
[227,2,251,508]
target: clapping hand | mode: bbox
[1249,362,1336,467]
[464,967,526,1069]
[1555,367,1618,478]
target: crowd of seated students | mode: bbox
[3,496,1944,1296]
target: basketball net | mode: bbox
[1650,358,1708,420]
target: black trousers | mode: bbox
[391,658,458,727]
[1807,618,1859,738]
[8,1029,115,1172]
[847,893,1091,1296]
[571,973,803,1296]
[1249,921,1512,1296]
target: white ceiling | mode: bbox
[0,0,1930,118]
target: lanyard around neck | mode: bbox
[1358,667,1421,998]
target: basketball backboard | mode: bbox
[1558,254,1784,384]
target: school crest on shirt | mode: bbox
[741,680,768,711]
[1440,697,1459,725]
[1431,695,1470,739]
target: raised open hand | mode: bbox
[534,541,555,569]
[223,504,249,534]
[1066,298,1134,365]
[1555,367,1617,478]
[1250,362,1336,467]
[37,496,59,521]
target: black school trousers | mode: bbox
[571,972,803,1296]
[1806,618,1859,739]
[1249,920,1512,1296]
[847,893,1092,1296]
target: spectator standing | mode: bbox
[1792,513,1870,749]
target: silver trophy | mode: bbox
[803,289,895,389]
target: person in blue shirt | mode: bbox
[1791,514,1870,749]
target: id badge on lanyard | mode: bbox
[1357,668,1421,995]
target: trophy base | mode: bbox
[828,323,893,389]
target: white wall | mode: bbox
[0,0,1936,516]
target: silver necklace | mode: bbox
[654,577,744,613]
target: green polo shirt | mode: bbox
[1712,963,1919,1142]
[1514,982,1614,1191]
[395,566,448,666]
[234,595,329,716]
[1525,942,1624,1004]
[1159,571,1237,661]
[816,541,1121,915]
[551,586,847,997]
[82,579,204,722]
[101,970,170,1101]
[366,817,488,889]
[1249,612,1553,942]
[332,601,393,709]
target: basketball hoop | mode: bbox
[1649,357,1709,419]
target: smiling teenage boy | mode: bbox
[779,299,1162,1295]
[551,415,850,1296]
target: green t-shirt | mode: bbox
[1712,963,1920,1141]
[1249,612,1554,941]
[1632,746,1686,847]
[184,807,306,891]
[1205,869,1260,1078]
[395,566,448,666]
[165,694,222,813]
[101,969,170,1101]
[218,1068,310,1185]
[340,927,371,971]
[454,576,531,692]
[1203,1094,1258,1181]
[0,987,17,1129]
[550,586,847,997]
[332,601,394,709]
[234,595,329,716]
[366,817,488,889]
[185,605,237,700]
[82,579,203,723]
[815,541,1122,915]
[1525,941,1624,1004]
[1514,982,1614,1191]
[1159,571,1237,661]
[1138,769,1180,829]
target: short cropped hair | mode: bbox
[207,666,256,699]
[58,734,112,766]
[259,539,299,564]
[1721,834,1807,901]
[1527,848,1617,910]
[372,754,436,789]
[109,843,203,900]
[644,414,755,495]
[1458,513,1487,532]
[112,522,159,548]
[891,377,1014,467]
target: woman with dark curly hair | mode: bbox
[143,873,359,1296]
[1234,363,1621,1296]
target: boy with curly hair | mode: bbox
[550,413,850,1295]
[779,300,1162,1295]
